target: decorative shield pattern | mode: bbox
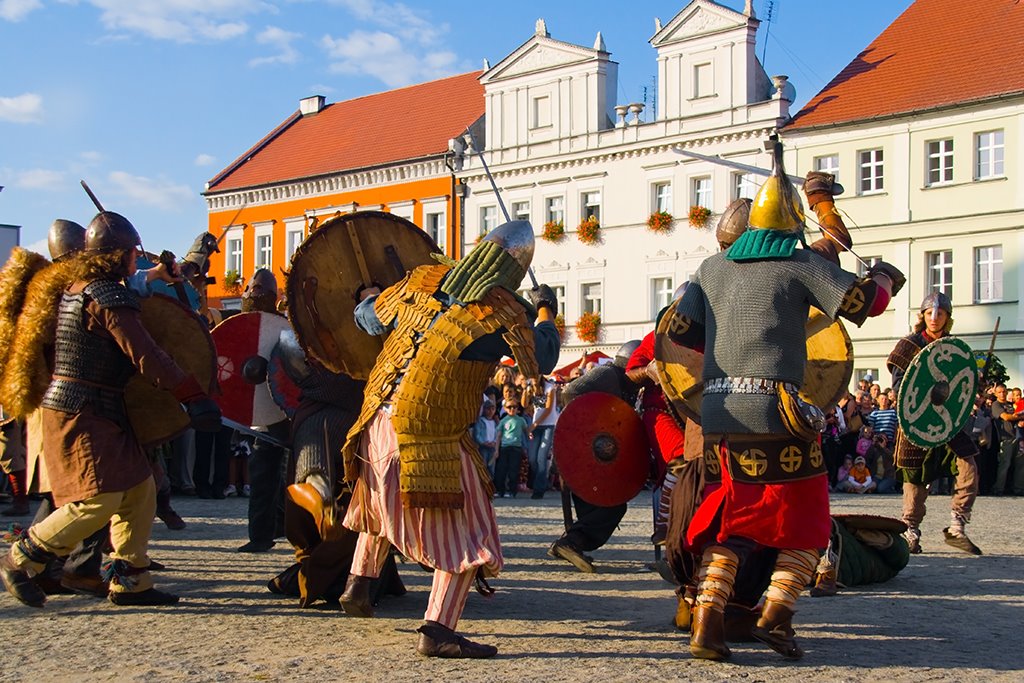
[211,311,291,427]
[286,211,439,380]
[897,336,977,448]
[655,305,853,423]
[553,392,650,507]
[125,294,216,447]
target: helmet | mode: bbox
[614,339,642,368]
[715,198,751,248]
[47,219,86,262]
[241,268,279,313]
[920,291,952,315]
[85,212,141,253]
[748,141,804,232]
[441,220,534,303]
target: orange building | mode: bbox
[203,71,485,306]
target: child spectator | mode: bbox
[835,455,854,491]
[855,426,874,460]
[494,401,529,498]
[473,400,499,477]
[837,455,876,493]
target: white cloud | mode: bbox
[84,0,267,43]
[308,83,336,95]
[249,25,300,67]
[0,0,42,22]
[322,30,459,88]
[0,93,43,124]
[107,170,195,210]
[80,150,104,164]
[326,0,447,44]
[12,168,65,191]
[194,153,217,166]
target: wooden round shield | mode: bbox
[125,294,216,447]
[553,392,650,507]
[654,305,852,422]
[897,336,977,448]
[211,311,291,427]
[286,211,439,380]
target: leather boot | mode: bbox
[689,603,730,660]
[340,573,374,617]
[673,595,692,631]
[416,621,497,659]
[723,603,761,643]
[809,567,838,597]
[0,553,46,608]
[752,601,804,660]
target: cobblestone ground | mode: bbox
[2,491,1022,682]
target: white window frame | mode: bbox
[975,245,1003,303]
[858,148,884,194]
[531,95,552,129]
[254,222,274,270]
[388,200,414,222]
[813,154,840,182]
[650,276,674,320]
[732,172,757,200]
[926,138,954,186]
[545,196,565,225]
[693,62,713,99]
[581,281,602,315]
[512,200,531,222]
[480,205,498,237]
[926,250,953,299]
[691,176,712,208]
[652,182,672,213]
[284,223,304,264]
[581,191,601,223]
[975,130,1004,179]
[856,256,882,278]
[425,209,447,254]
[550,284,566,317]
[225,232,243,276]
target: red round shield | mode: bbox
[211,311,291,427]
[267,338,302,419]
[553,392,650,506]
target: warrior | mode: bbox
[548,340,643,573]
[0,211,221,608]
[667,141,903,661]
[889,292,982,555]
[339,220,559,658]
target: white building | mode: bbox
[461,1,788,366]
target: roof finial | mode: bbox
[593,31,606,52]
[535,18,549,37]
[654,17,663,32]
[483,58,491,70]
[744,0,756,18]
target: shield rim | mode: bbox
[211,310,292,427]
[897,336,978,449]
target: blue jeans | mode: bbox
[529,426,554,494]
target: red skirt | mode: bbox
[685,439,831,551]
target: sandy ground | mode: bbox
[2,490,1023,682]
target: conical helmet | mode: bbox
[748,141,804,232]
[441,219,534,303]
[48,219,86,262]
[85,211,141,253]
[715,198,751,248]
[920,291,952,315]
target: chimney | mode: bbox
[299,95,326,116]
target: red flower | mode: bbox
[575,311,601,343]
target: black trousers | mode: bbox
[562,493,628,552]
[193,425,232,495]
[246,421,290,544]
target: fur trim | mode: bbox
[0,251,122,418]
[0,248,50,382]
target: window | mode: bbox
[426,211,446,253]
[856,256,882,278]
[581,282,602,314]
[692,176,712,208]
[651,277,674,320]
[480,205,498,236]
[581,191,601,223]
[285,228,304,263]
[512,201,531,222]
[226,237,242,275]
[975,246,1003,303]
[531,95,551,128]
[814,154,840,182]
[545,196,564,225]
[652,182,672,213]
[732,172,757,200]
[551,284,565,317]
[694,62,713,98]
[256,234,272,269]
[859,149,884,194]
[927,250,953,298]
[927,139,954,186]
[975,130,1004,179]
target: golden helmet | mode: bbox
[748,141,804,232]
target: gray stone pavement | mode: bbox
[1,491,1022,682]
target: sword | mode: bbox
[672,147,846,194]
[80,179,105,212]
[220,416,290,449]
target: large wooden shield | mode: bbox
[655,305,853,422]
[211,311,291,427]
[897,336,977,448]
[125,294,217,447]
[286,211,439,380]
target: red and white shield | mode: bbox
[211,311,292,427]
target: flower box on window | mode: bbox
[688,205,712,229]
[647,211,675,233]
[575,311,601,343]
[577,216,601,245]
[542,220,565,242]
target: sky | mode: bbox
[0,0,915,257]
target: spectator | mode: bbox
[494,401,529,498]
[869,434,898,494]
[473,400,499,477]
[835,455,854,491]
[866,394,898,445]
[869,383,882,406]
[838,456,876,494]
[822,405,846,490]
[527,377,560,499]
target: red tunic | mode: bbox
[627,331,686,470]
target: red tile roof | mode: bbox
[786,0,1024,131]
[207,71,484,193]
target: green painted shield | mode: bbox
[897,337,978,448]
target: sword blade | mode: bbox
[672,148,805,186]
[221,417,290,449]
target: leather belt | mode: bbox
[703,377,797,396]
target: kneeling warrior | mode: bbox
[667,142,903,661]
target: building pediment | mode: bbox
[536,259,569,273]
[482,35,602,84]
[576,256,607,269]
[651,0,754,47]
